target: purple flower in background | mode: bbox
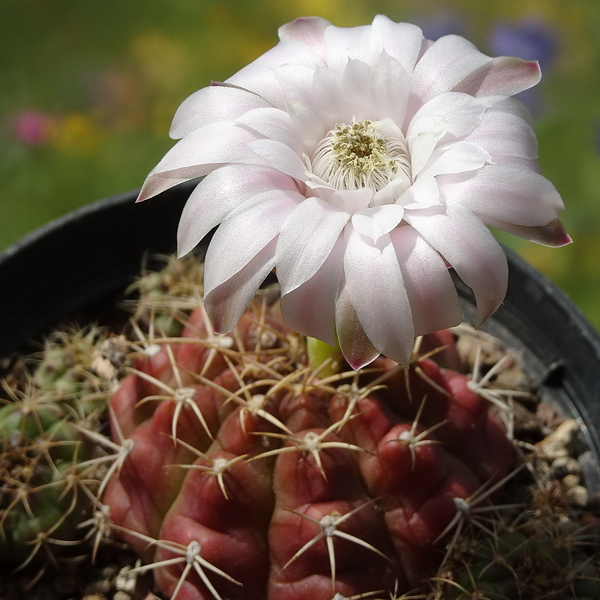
[490,19,559,71]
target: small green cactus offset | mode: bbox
[0,327,119,568]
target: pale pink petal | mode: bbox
[278,17,330,59]
[204,239,277,334]
[351,204,404,241]
[488,95,535,126]
[246,138,307,180]
[421,141,490,178]
[409,127,447,177]
[369,51,410,123]
[408,92,488,142]
[452,56,541,97]
[177,164,300,256]
[341,59,375,122]
[169,83,272,139]
[439,165,564,226]
[323,16,425,76]
[203,190,298,294]
[271,64,329,147]
[280,236,346,346]
[226,39,322,107]
[405,206,508,325]
[370,16,425,74]
[410,35,492,103]
[311,66,345,130]
[335,282,380,370]
[343,229,415,365]
[323,23,373,71]
[390,226,462,335]
[237,107,307,154]
[398,174,440,209]
[324,187,374,213]
[462,106,538,159]
[137,122,258,201]
[276,197,350,294]
[371,177,411,207]
[311,65,345,128]
[486,217,572,247]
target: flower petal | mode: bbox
[390,226,462,335]
[410,35,492,103]
[370,15,425,74]
[226,39,322,107]
[271,64,328,147]
[323,23,374,71]
[342,58,376,121]
[246,138,307,180]
[237,107,306,154]
[277,196,350,295]
[405,205,508,325]
[452,56,541,97]
[169,83,272,139]
[344,229,415,365]
[408,92,488,142]
[137,122,258,201]
[280,235,346,346]
[278,16,330,57]
[399,174,440,209]
[462,101,538,160]
[204,239,277,334]
[487,217,572,247]
[351,204,405,241]
[440,165,564,226]
[421,141,490,178]
[177,164,300,256]
[369,51,410,124]
[335,282,380,370]
[203,190,298,294]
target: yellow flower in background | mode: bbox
[49,113,104,154]
[130,31,190,92]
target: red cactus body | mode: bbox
[104,303,512,600]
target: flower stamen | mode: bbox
[310,119,410,192]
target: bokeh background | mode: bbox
[2,0,600,329]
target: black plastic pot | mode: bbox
[1,184,600,490]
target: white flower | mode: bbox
[138,15,570,369]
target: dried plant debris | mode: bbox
[1,255,598,600]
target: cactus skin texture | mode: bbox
[105,298,513,600]
[2,258,599,598]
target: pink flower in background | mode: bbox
[10,110,53,147]
[138,15,570,369]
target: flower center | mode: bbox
[310,119,411,192]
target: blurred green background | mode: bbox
[1,0,599,329]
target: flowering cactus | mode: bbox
[119,14,578,599]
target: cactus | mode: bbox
[102,281,516,600]
[0,327,119,570]
[1,256,599,599]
